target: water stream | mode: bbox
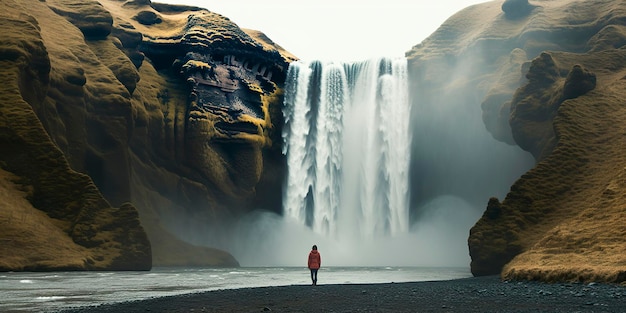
[0,267,471,312]
[282,58,411,239]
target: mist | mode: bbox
[159,26,537,268]
[408,46,536,223]
[168,69,533,269]
[175,54,533,269]
[193,195,480,267]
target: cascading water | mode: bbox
[182,56,532,267]
[282,57,411,241]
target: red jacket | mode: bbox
[308,250,321,269]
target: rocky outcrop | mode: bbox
[501,0,536,20]
[100,1,293,258]
[48,0,114,39]
[0,0,294,269]
[407,0,626,282]
[509,53,597,160]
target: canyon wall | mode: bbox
[2,0,625,281]
[0,0,294,269]
[407,0,626,283]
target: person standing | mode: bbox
[308,245,321,285]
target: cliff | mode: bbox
[0,0,294,270]
[407,0,626,283]
[3,0,624,281]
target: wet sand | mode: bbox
[58,276,625,312]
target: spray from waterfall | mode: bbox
[282,57,411,241]
[176,54,529,267]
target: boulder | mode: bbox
[562,64,596,100]
[133,11,161,25]
[502,0,535,19]
[47,0,113,39]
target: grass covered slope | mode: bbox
[0,169,88,270]
[498,50,626,283]
[1,0,292,269]
[408,0,626,283]
[0,0,151,270]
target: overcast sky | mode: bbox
[159,0,489,61]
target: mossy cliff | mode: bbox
[0,0,151,270]
[407,0,626,283]
[0,0,294,270]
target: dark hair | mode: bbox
[312,245,317,250]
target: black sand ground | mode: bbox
[58,276,625,313]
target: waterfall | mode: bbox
[183,56,532,267]
[282,57,411,240]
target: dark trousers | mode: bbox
[310,268,318,285]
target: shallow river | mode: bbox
[1,266,471,312]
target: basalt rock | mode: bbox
[115,0,294,265]
[133,11,161,25]
[0,0,295,269]
[562,64,596,100]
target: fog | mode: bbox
[167,56,534,268]
[410,101,534,221]
[173,55,534,268]
[156,0,535,268]
[190,194,479,267]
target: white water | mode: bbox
[175,57,495,268]
[282,58,411,240]
[0,267,470,312]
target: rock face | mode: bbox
[408,0,626,282]
[0,0,151,270]
[0,0,294,269]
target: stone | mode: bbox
[501,0,535,20]
[562,65,596,100]
[133,11,162,25]
[0,0,292,270]
[47,0,113,39]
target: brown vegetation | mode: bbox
[0,0,290,270]
[0,0,151,270]
[408,0,626,283]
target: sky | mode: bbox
[160,0,489,61]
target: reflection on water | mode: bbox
[0,267,470,312]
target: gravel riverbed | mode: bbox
[58,276,625,312]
